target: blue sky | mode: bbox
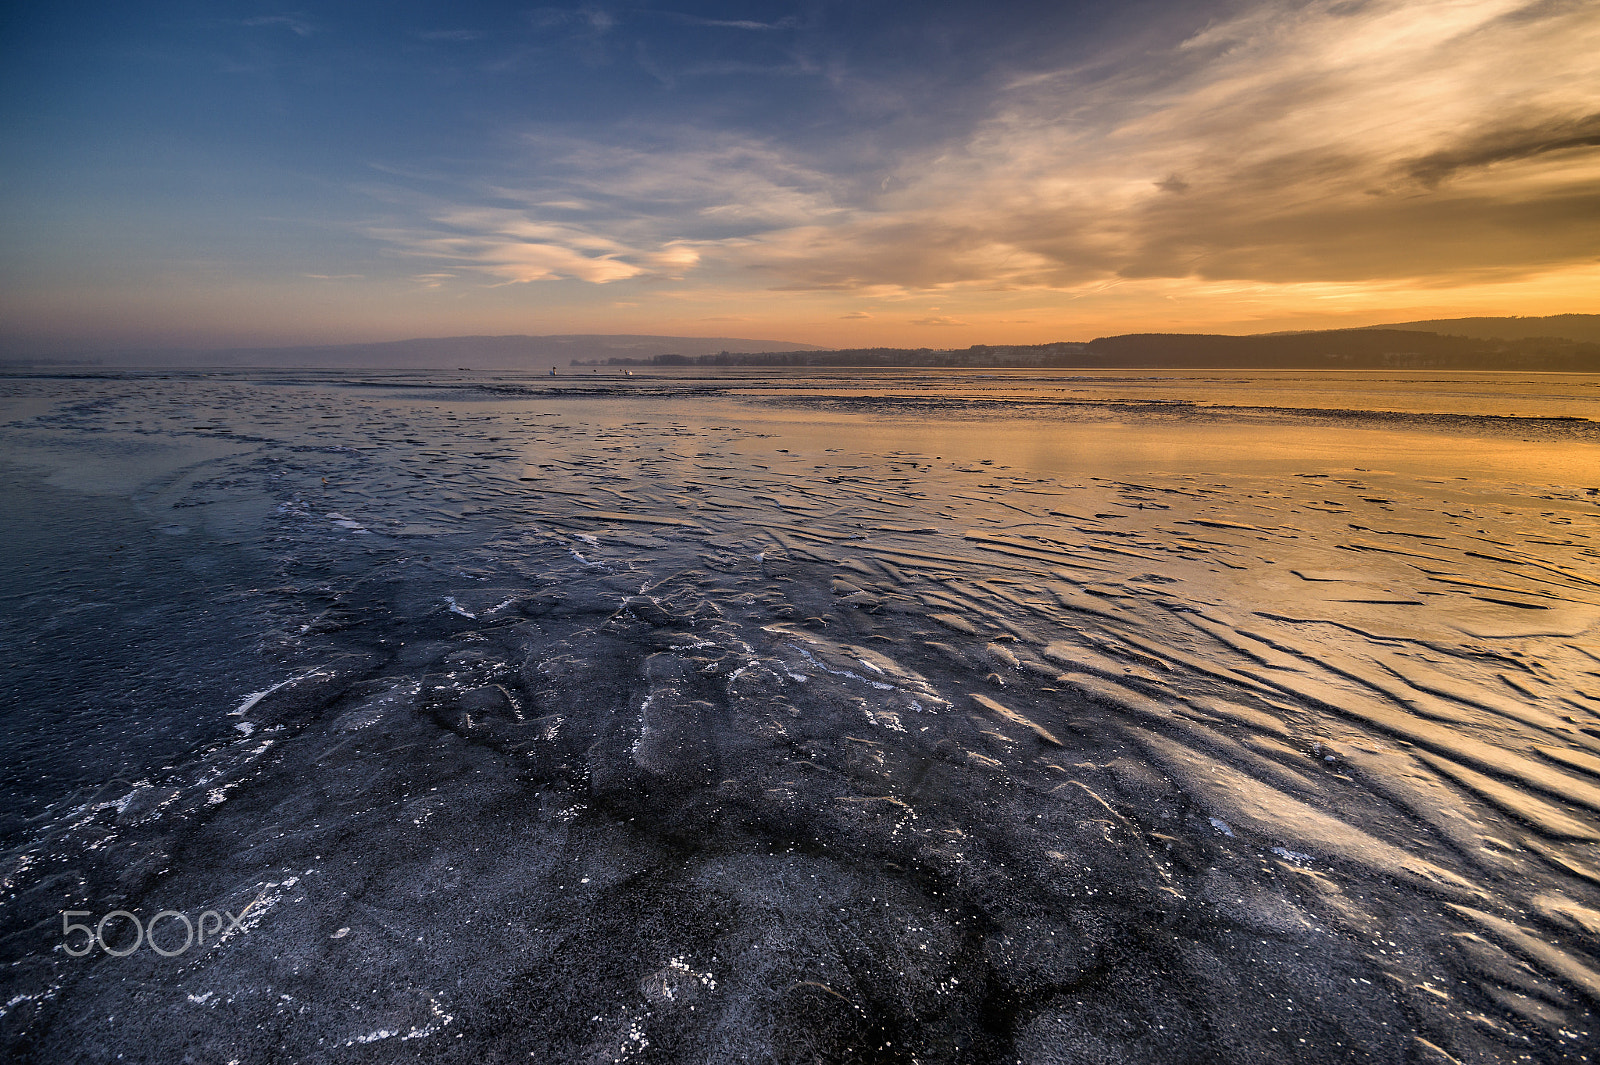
[3,1,1598,353]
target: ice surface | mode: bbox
[1,367,1598,1063]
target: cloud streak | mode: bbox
[754,0,1600,292]
[241,15,315,37]
[1403,111,1600,187]
[369,207,675,284]
[664,13,799,32]
[355,0,1600,318]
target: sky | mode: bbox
[2,0,1598,354]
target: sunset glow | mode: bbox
[4,0,1598,354]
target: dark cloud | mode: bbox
[1403,111,1600,187]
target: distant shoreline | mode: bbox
[8,315,1598,372]
[577,327,1600,372]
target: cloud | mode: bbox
[1402,110,1600,187]
[417,29,484,43]
[676,60,814,78]
[529,6,615,34]
[364,1,1600,299]
[911,315,966,326]
[241,15,315,37]
[664,14,799,32]
[370,209,649,284]
[500,131,844,232]
[361,129,848,287]
[735,0,1600,292]
[839,311,873,319]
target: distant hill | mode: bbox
[8,321,1597,372]
[589,343,1089,369]
[27,334,823,369]
[1363,315,1600,344]
[597,329,1600,371]
[1077,329,1599,370]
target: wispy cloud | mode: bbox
[372,213,644,284]
[364,0,1600,302]
[739,0,1600,292]
[363,130,846,286]
[529,6,616,34]
[416,29,484,43]
[497,131,845,232]
[664,13,799,32]
[367,201,709,285]
[241,15,315,37]
[1401,110,1600,188]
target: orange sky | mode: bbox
[3,0,1598,353]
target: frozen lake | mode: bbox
[2,367,1598,1063]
